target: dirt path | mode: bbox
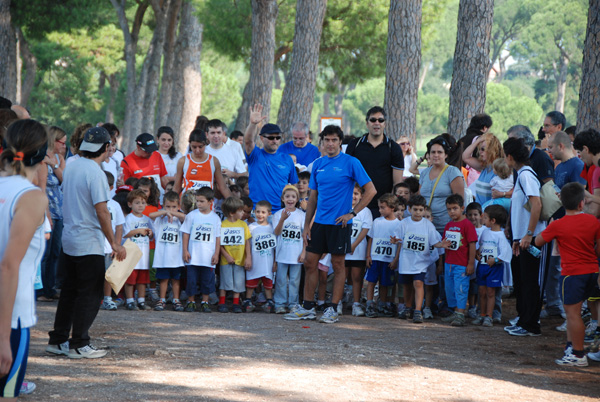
[23,301,599,401]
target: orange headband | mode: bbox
[13,152,24,161]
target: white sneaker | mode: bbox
[422,307,434,319]
[284,305,316,321]
[337,301,343,316]
[20,381,36,395]
[46,341,69,356]
[352,304,365,317]
[100,299,118,311]
[587,350,600,362]
[556,320,568,332]
[585,321,598,336]
[555,352,588,367]
[68,344,107,359]
[319,306,339,324]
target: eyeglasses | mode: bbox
[263,135,281,141]
[399,142,409,146]
[56,139,67,145]
[369,118,385,123]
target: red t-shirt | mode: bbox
[581,164,596,191]
[121,151,167,186]
[443,218,478,266]
[541,213,600,276]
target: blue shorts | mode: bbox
[366,260,395,287]
[398,272,425,284]
[186,265,215,296]
[155,267,183,280]
[0,323,29,398]
[561,273,599,305]
[476,263,503,288]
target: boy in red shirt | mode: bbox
[535,182,600,367]
[440,194,477,327]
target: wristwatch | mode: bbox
[349,209,357,217]
[526,230,533,236]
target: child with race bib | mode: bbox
[244,200,277,313]
[272,185,306,314]
[180,187,221,312]
[392,195,444,323]
[123,189,154,311]
[218,196,252,313]
[440,194,477,327]
[346,183,373,317]
[472,204,512,327]
[365,194,401,318]
[149,191,186,312]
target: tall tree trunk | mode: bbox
[577,0,600,133]
[447,0,494,139]
[384,0,422,142]
[155,0,182,129]
[234,80,253,132]
[177,2,203,151]
[105,73,120,123]
[553,56,569,113]
[418,60,429,91]
[277,0,327,140]
[235,0,278,130]
[323,92,331,115]
[0,0,17,102]
[334,84,345,116]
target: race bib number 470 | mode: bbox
[372,238,397,258]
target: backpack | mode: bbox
[517,167,561,221]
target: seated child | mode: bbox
[219,196,252,313]
[535,183,600,367]
[123,189,154,311]
[149,191,186,312]
[472,205,511,327]
[180,187,221,312]
[365,194,401,318]
[482,158,513,211]
[245,200,276,313]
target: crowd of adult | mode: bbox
[2,91,600,398]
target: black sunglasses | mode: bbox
[263,135,281,141]
[369,118,385,123]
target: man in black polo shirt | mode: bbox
[345,106,404,218]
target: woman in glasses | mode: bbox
[397,135,418,178]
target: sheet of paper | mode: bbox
[105,240,143,294]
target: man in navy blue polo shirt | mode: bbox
[243,104,298,213]
[284,125,376,324]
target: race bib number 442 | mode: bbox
[221,227,244,246]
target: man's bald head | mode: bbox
[11,105,30,119]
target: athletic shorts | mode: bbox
[219,264,246,293]
[186,265,215,296]
[397,272,425,284]
[345,259,366,269]
[424,262,438,285]
[246,277,273,289]
[0,323,29,398]
[306,222,351,255]
[365,260,395,287]
[125,269,150,285]
[477,263,504,288]
[561,273,599,305]
[155,267,183,280]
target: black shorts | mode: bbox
[306,222,351,255]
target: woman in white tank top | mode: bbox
[0,119,48,396]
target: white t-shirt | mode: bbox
[102,157,119,199]
[490,175,513,192]
[368,217,402,263]
[153,215,184,268]
[180,210,222,268]
[346,207,373,261]
[160,151,183,178]
[403,154,416,177]
[248,222,276,280]
[477,227,512,265]
[511,166,546,240]
[397,218,441,274]
[272,208,305,264]
[124,214,154,270]
[103,199,125,254]
[206,143,246,175]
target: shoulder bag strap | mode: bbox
[428,164,449,207]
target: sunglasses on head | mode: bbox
[369,118,385,123]
[263,135,281,141]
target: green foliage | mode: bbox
[485,82,543,136]
[341,78,384,136]
[417,91,449,135]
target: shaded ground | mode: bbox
[23,301,599,401]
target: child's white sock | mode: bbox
[104,296,112,302]
[137,297,145,304]
[126,298,135,304]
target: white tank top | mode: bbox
[0,176,46,329]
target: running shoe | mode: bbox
[555,352,588,367]
[46,341,69,356]
[284,305,316,321]
[319,307,339,324]
[100,299,118,311]
[352,304,365,317]
[422,307,434,320]
[68,344,107,359]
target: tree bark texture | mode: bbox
[384,0,422,142]
[105,73,120,123]
[0,0,17,102]
[156,0,182,129]
[577,0,600,133]
[447,0,494,139]
[553,56,569,113]
[172,0,203,152]
[235,0,278,131]
[276,0,327,140]
[16,27,36,108]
